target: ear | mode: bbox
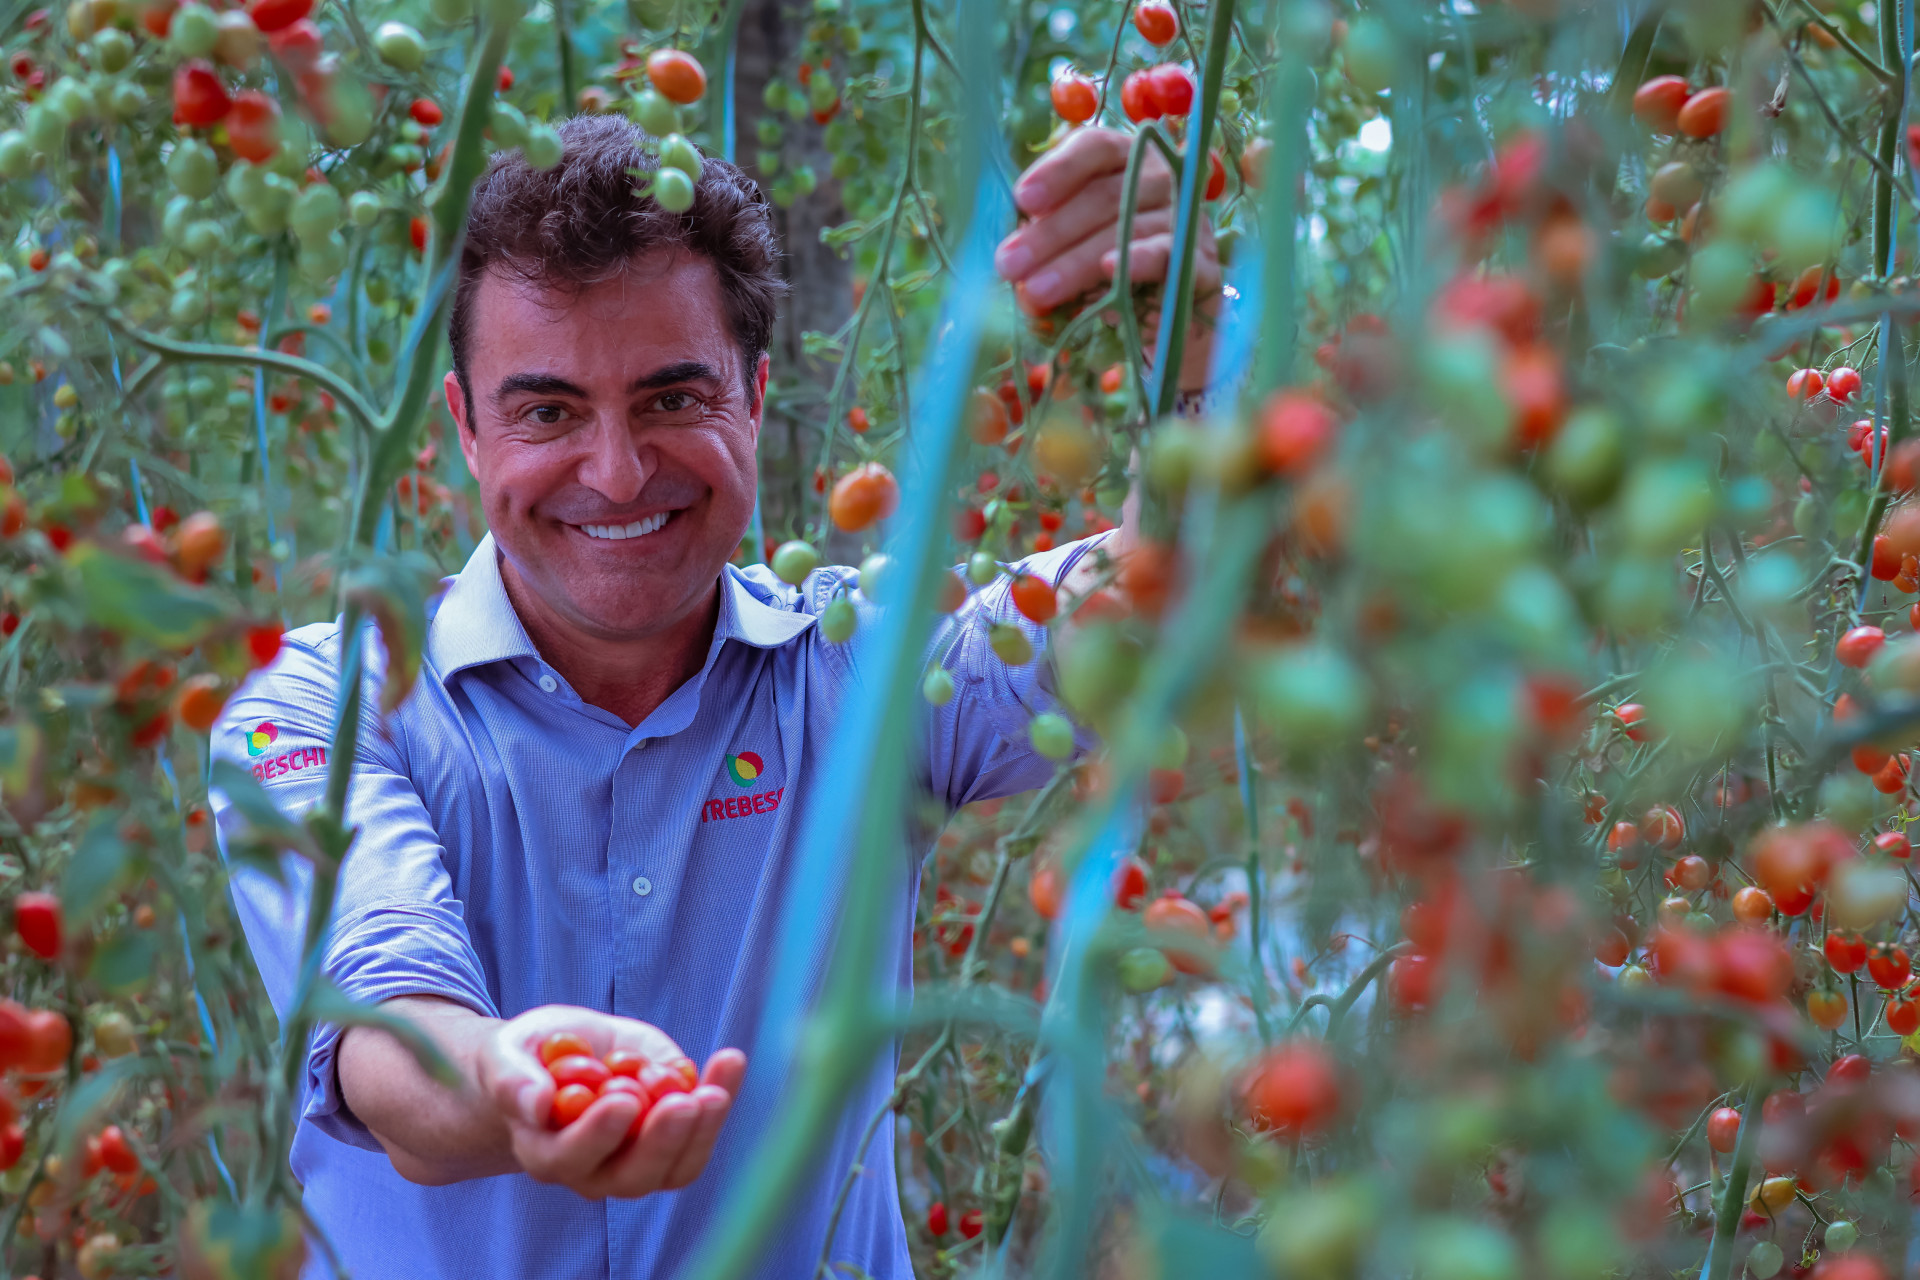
[446,370,481,480]
[748,354,769,448]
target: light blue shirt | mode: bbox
[210,532,1099,1279]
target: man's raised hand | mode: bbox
[477,1005,746,1200]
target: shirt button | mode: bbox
[538,674,558,693]
[632,876,652,897]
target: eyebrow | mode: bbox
[490,361,726,407]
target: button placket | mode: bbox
[537,673,558,693]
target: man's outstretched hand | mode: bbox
[993,126,1221,390]
[339,995,745,1199]
[478,1005,745,1199]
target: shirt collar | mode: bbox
[425,536,815,681]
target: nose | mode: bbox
[577,413,654,507]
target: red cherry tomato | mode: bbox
[1786,367,1824,401]
[95,1125,139,1176]
[1146,63,1194,118]
[22,1009,69,1074]
[958,1209,984,1240]
[550,1083,595,1128]
[1010,573,1058,624]
[171,59,232,128]
[1830,1052,1872,1085]
[1828,366,1863,402]
[226,89,282,164]
[245,0,310,33]
[647,48,707,105]
[547,1054,612,1093]
[1837,625,1887,668]
[1868,941,1912,989]
[13,892,60,960]
[538,1032,592,1066]
[1613,702,1648,741]
[1676,85,1730,138]
[1875,830,1912,860]
[1826,930,1868,974]
[604,1048,647,1078]
[1244,1041,1341,1138]
[1632,75,1691,132]
[1891,995,1920,1036]
[1204,149,1226,200]
[1120,70,1159,123]
[409,96,443,127]
[1051,72,1098,124]
[1133,0,1178,45]
[1113,858,1149,911]
[926,1201,949,1236]
[1706,1106,1741,1153]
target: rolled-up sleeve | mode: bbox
[922,534,1108,808]
[209,626,498,1152]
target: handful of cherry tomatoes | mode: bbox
[537,1032,698,1134]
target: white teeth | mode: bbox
[581,512,670,540]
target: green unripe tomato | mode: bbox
[366,335,392,363]
[1028,711,1074,759]
[755,117,784,147]
[364,274,390,304]
[659,133,702,179]
[48,77,92,121]
[324,84,376,148]
[763,79,790,112]
[856,552,889,602]
[784,90,808,121]
[297,230,346,283]
[374,21,426,72]
[1825,1221,1859,1252]
[829,152,856,180]
[838,22,859,48]
[791,164,816,198]
[1116,947,1171,992]
[769,177,795,207]
[756,149,782,176]
[922,667,955,706]
[967,550,999,585]
[522,123,563,170]
[90,26,132,72]
[1543,407,1623,506]
[990,622,1033,666]
[182,219,222,257]
[652,166,694,212]
[225,158,268,208]
[0,132,29,181]
[771,539,819,584]
[347,190,381,227]
[428,0,470,23]
[1257,645,1368,747]
[630,89,676,137]
[169,288,207,325]
[1216,87,1241,116]
[289,182,342,245]
[820,595,857,643]
[489,102,528,149]
[169,1,219,56]
[24,103,66,155]
[1342,16,1398,93]
[106,80,146,119]
[1745,1242,1783,1280]
[807,70,837,111]
[162,194,197,242]
[167,138,219,199]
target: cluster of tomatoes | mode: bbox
[537,1032,698,1133]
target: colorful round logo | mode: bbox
[725,751,764,788]
[247,721,279,757]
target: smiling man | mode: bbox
[211,113,1217,1278]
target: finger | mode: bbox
[1104,233,1176,287]
[513,1093,640,1189]
[701,1048,747,1097]
[661,1085,736,1190]
[602,1020,691,1070]
[1014,127,1164,218]
[1025,226,1137,310]
[602,1092,703,1196]
[997,169,1173,282]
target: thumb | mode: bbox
[483,1031,552,1128]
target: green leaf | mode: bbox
[89,930,157,993]
[67,542,227,648]
[303,979,464,1090]
[60,816,130,922]
[53,1058,140,1158]
[209,759,320,870]
[343,552,439,715]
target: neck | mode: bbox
[497,555,720,729]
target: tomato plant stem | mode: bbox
[1699,1075,1768,1280]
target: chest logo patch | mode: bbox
[725,751,764,788]
[246,722,279,757]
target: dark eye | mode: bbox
[530,405,565,425]
[657,391,694,412]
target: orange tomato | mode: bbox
[647,49,707,105]
[829,462,900,532]
[1676,86,1730,138]
[174,674,228,734]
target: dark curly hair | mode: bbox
[448,113,787,411]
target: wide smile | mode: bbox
[573,510,675,541]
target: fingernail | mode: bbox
[1027,269,1061,303]
[1015,177,1050,212]
[996,242,1033,279]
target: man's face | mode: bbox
[447,249,766,641]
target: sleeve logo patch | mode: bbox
[725,751,764,788]
[246,722,279,757]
